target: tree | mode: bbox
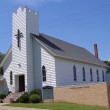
[0,52,5,63]
[0,52,5,76]
[0,67,3,76]
[104,61,110,73]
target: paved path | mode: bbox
[0,103,47,110]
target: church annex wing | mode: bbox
[0,47,12,67]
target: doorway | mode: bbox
[19,75,25,92]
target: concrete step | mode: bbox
[3,92,24,103]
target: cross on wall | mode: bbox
[15,29,22,48]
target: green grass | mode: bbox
[5,102,109,110]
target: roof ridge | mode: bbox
[32,33,108,67]
[40,33,85,50]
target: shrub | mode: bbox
[10,98,14,103]
[29,89,41,96]
[29,94,41,103]
[0,67,3,76]
[7,91,12,95]
[0,93,6,99]
[19,93,29,103]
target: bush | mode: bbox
[0,67,3,76]
[29,89,41,96]
[19,93,29,103]
[9,98,14,103]
[7,91,12,95]
[29,94,41,103]
[0,93,6,99]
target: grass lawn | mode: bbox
[5,102,110,110]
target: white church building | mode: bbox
[0,7,110,107]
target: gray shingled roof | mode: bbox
[32,33,107,67]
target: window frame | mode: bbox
[82,67,86,81]
[73,66,77,81]
[97,69,99,82]
[10,71,13,85]
[42,66,46,82]
[102,70,105,82]
[90,68,93,81]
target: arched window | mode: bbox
[73,66,77,81]
[82,67,86,81]
[97,69,99,82]
[10,71,13,85]
[102,70,105,82]
[42,66,46,82]
[90,68,93,81]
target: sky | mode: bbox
[0,0,110,61]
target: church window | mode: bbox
[82,67,86,81]
[102,70,105,82]
[97,69,99,82]
[90,68,93,81]
[10,71,13,85]
[42,66,46,82]
[73,66,77,81]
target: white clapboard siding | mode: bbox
[3,51,13,93]
[2,7,39,93]
[33,39,42,89]
[26,8,39,92]
[0,81,5,93]
[12,7,39,92]
[41,47,56,87]
[12,8,28,92]
[55,57,107,86]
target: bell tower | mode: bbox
[12,7,39,92]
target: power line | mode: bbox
[41,3,110,25]
[42,9,110,30]
[0,9,109,38]
[0,3,110,38]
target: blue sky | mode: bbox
[0,0,110,61]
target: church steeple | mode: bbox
[12,7,39,92]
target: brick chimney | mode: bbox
[94,44,98,58]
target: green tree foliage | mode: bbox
[104,61,110,73]
[0,93,6,99]
[0,52,5,76]
[0,52,5,63]
[0,67,3,76]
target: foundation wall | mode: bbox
[54,83,110,108]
